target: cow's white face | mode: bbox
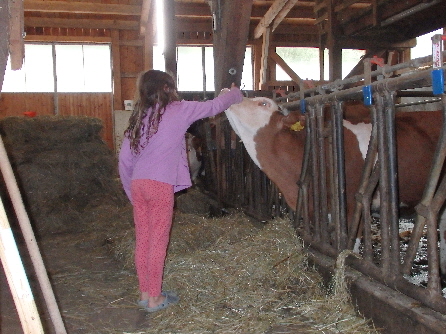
[225,97,279,168]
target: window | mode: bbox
[411,28,443,59]
[276,47,365,81]
[2,43,112,93]
[153,45,253,91]
[3,44,54,92]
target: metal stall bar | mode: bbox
[308,103,322,240]
[331,100,348,251]
[294,114,312,237]
[383,89,401,280]
[347,104,378,254]
[280,64,446,314]
[374,91,393,278]
[406,85,446,296]
[316,102,330,244]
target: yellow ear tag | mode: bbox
[290,121,304,131]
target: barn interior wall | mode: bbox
[0,93,114,147]
[3,1,441,151]
[0,0,349,151]
[1,2,146,149]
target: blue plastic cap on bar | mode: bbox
[431,68,445,95]
[300,99,306,114]
[362,85,372,106]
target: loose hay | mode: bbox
[113,211,379,334]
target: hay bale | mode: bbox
[0,116,128,235]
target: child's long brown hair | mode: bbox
[125,70,180,154]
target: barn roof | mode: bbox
[22,0,446,48]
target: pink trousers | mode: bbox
[131,179,174,297]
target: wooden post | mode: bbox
[0,136,67,334]
[8,0,24,70]
[259,27,271,90]
[0,198,44,334]
[326,0,342,81]
[211,0,253,93]
[164,0,177,80]
[111,30,122,111]
[0,0,9,92]
[144,27,154,71]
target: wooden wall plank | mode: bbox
[0,93,54,117]
[58,93,113,148]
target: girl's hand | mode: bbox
[219,83,237,96]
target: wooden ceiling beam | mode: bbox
[24,0,140,16]
[254,0,293,39]
[24,17,139,30]
[271,0,300,32]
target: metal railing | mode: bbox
[200,43,446,316]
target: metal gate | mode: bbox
[200,40,446,332]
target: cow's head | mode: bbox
[225,97,304,169]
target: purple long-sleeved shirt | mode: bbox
[118,88,243,202]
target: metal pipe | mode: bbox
[332,101,348,250]
[309,104,322,240]
[382,89,400,278]
[280,63,446,111]
[403,94,446,274]
[375,92,392,279]
[316,103,329,244]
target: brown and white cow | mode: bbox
[225,96,446,274]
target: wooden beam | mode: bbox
[253,41,262,92]
[24,17,138,30]
[24,0,140,15]
[9,0,25,70]
[111,30,122,111]
[269,51,302,83]
[175,2,212,17]
[254,0,290,39]
[0,0,9,92]
[164,0,177,78]
[140,0,152,35]
[259,27,271,89]
[251,2,314,20]
[144,32,153,70]
[140,0,155,72]
[212,0,253,92]
[25,35,112,43]
[271,0,300,32]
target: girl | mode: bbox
[118,70,243,313]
